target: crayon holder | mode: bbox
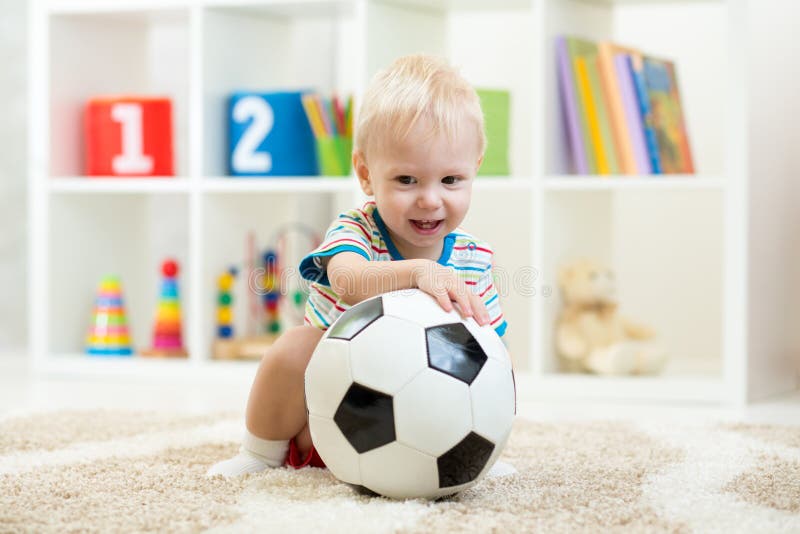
[315,136,352,176]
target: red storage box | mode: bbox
[84,96,174,176]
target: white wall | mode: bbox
[746,0,800,399]
[0,0,27,349]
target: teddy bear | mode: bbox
[555,258,667,375]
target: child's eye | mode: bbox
[442,176,461,185]
[396,175,416,185]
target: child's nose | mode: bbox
[417,188,443,209]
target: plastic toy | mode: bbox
[217,267,236,339]
[142,259,188,358]
[305,289,515,499]
[86,275,133,356]
[262,251,281,334]
[84,96,174,176]
[212,225,320,360]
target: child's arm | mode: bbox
[327,252,490,326]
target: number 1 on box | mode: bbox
[111,103,154,175]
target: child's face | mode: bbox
[355,115,482,260]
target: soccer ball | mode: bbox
[304,289,515,499]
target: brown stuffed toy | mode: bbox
[555,259,667,375]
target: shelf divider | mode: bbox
[543,175,725,191]
[49,177,192,193]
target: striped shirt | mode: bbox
[299,201,507,337]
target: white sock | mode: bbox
[487,461,517,479]
[206,430,290,478]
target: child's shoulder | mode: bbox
[448,228,495,268]
[449,226,494,252]
[335,201,378,226]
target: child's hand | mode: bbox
[412,260,490,327]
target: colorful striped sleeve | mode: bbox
[299,209,373,286]
[475,264,507,337]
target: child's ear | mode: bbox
[353,151,374,196]
[476,153,484,172]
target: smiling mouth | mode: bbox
[412,219,442,229]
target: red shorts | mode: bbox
[285,437,326,469]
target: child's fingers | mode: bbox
[466,292,488,326]
[449,288,473,319]
[433,290,453,312]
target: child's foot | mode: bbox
[207,433,291,478]
[487,461,517,478]
[206,450,272,477]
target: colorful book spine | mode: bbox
[586,57,619,174]
[643,57,695,174]
[566,38,598,174]
[598,43,637,175]
[669,63,695,174]
[627,54,662,174]
[574,56,610,174]
[614,53,652,174]
[556,36,588,174]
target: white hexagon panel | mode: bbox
[307,414,361,485]
[359,441,439,499]
[348,315,428,394]
[463,319,512,369]
[304,338,352,419]
[381,289,461,329]
[469,358,515,444]
[394,368,472,457]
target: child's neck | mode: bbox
[388,229,444,263]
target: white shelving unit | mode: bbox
[29,0,799,403]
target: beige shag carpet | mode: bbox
[1,411,799,533]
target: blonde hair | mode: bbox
[354,54,486,162]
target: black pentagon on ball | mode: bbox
[425,323,487,385]
[327,296,384,340]
[334,383,395,453]
[437,432,495,488]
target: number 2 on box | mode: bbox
[111,103,154,175]
[232,96,274,174]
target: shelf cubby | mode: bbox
[48,8,190,177]
[199,192,340,359]
[540,188,724,378]
[365,0,536,176]
[48,193,190,357]
[542,0,727,176]
[201,2,359,177]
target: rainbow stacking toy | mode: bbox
[142,259,188,357]
[86,275,133,356]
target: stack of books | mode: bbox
[556,36,694,176]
